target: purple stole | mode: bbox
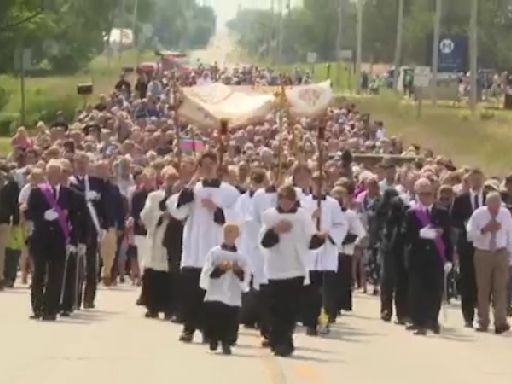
[38,183,70,241]
[413,207,446,264]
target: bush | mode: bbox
[24,93,79,126]
[0,113,18,136]
[0,86,10,111]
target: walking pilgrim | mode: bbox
[139,166,180,319]
[200,223,250,355]
[260,185,328,357]
[26,160,78,321]
[70,153,106,309]
[59,159,88,317]
[466,192,512,334]
[451,168,486,327]
[168,152,240,343]
[300,172,348,335]
[404,178,453,335]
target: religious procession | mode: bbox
[0,64,511,360]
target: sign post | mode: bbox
[414,66,432,118]
[307,52,317,77]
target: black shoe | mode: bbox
[380,312,392,322]
[261,339,270,348]
[396,318,407,326]
[60,310,71,317]
[274,345,293,357]
[432,323,441,335]
[495,324,510,335]
[306,327,318,336]
[475,326,488,333]
[83,302,95,309]
[179,332,193,343]
[209,340,218,352]
[222,343,232,355]
[464,321,474,329]
[30,313,42,320]
[5,280,14,288]
[414,328,427,336]
[145,311,158,319]
[0,280,5,291]
[163,313,173,321]
[42,314,57,321]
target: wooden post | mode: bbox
[218,119,229,179]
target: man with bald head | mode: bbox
[404,178,453,335]
[26,161,75,321]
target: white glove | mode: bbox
[444,262,453,274]
[420,227,437,240]
[67,244,77,254]
[77,244,87,256]
[44,209,58,221]
[86,191,99,201]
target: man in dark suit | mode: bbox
[60,160,89,316]
[26,161,76,321]
[0,166,20,290]
[70,153,107,309]
[451,168,485,327]
[404,178,453,335]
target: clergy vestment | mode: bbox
[168,179,240,339]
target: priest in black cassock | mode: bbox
[404,178,453,335]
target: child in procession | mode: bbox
[200,223,250,355]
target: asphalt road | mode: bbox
[1,284,511,384]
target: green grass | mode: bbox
[0,49,157,129]
[0,137,9,156]
[349,93,512,175]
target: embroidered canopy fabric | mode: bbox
[178,81,333,129]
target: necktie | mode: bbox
[473,193,479,211]
[490,214,498,252]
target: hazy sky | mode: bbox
[210,0,303,29]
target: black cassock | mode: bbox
[26,186,78,318]
[404,205,452,330]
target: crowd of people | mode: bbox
[0,66,511,358]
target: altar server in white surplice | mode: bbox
[300,172,348,335]
[260,185,326,358]
[167,152,240,343]
[139,166,179,320]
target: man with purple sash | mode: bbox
[404,178,453,335]
[26,160,76,321]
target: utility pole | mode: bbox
[469,0,478,112]
[432,0,442,105]
[335,0,343,89]
[355,0,365,94]
[277,0,283,64]
[392,0,404,91]
[132,0,139,67]
[19,41,26,126]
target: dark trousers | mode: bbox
[268,276,304,353]
[302,271,323,329]
[61,252,77,312]
[143,268,173,314]
[204,301,240,345]
[4,248,21,284]
[83,232,98,306]
[258,284,272,339]
[31,242,66,316]
[338,254,353,312]
[380,251,409,320]
[459,247,477,323]
[180,267,205,335]
[409,263,443,328]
